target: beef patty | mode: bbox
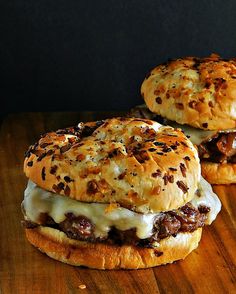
[23,203,210,248]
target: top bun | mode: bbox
[141,54,236,130]
[24,117,200,213]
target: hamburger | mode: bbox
[22,117,221,269]
[135,54,236,184]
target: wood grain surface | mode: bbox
[0,112,236,294]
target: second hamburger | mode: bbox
[139,54,236,184]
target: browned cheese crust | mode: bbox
[25,226,202,269]
[141,54,236,130]
[24,117,200,213]
[201,161,236,184]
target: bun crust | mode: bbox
[25,227,202,269]
[141,54,236,130]
[201,161,236,184]
[24,117,200,213]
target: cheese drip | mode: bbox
[22,178,221,239]
[191,176,221,224]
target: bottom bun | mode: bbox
[25,227,202,269]
[201,162,236,184]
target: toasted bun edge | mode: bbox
[25,226,202,269]
[201,161,236,184]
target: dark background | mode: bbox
[2,0,236,118]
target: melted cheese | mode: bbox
[23,181,155,239]
[190,177,221,224]
[22,178,221,239]
[164,120,236,145]
[169,122,217,145]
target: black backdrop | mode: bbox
[2,0,236,117]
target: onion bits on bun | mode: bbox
[22,117,221,269]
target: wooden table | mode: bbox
[0,112,236,294]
